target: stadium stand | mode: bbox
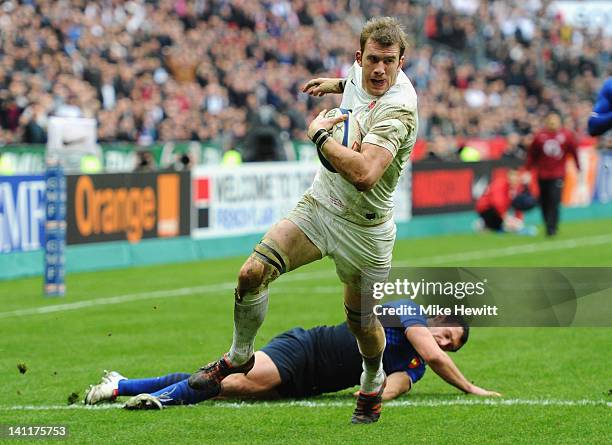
[0,0,608,161]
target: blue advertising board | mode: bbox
[0,175,45,253]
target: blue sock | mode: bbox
[117,373,191,396]
[151,379,212,406]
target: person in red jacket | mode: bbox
[476,168,535,233]
[526,111,580,236]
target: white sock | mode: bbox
[228,289,268,366]
[359,338,386,393]
[360,362,385,394]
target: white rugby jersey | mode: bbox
[309,61,418,226]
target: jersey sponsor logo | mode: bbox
[408,357,421,369]
[543,139,563,158]
[329,194,344,209]
[368,100,377,111]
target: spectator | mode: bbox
[0,0,607,163]
[526,111,580,236]
[475,168,536,234]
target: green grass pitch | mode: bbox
[1,219,611,444]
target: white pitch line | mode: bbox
[2,233,612,320]
[0,272,331,320]
[0,283,233,319]
[397,233,612,267]
[0,399,609,411]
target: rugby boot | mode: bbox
[351,378,386,424]
[187,353,255,398]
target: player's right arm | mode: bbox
[307,109,395,191]
[382,371,412,400]
[302,78,345,96]
[405,326,501,397]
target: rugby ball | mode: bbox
[317,108,362,173]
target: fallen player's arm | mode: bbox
[353,372,411,401]
[405,326,501,397]
[301,78,345,96]
[382,371,412,401]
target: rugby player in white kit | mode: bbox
[188,17,417,424]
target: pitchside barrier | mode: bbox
[191,162,412,238]
[1,157,611,282]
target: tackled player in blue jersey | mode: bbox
[85,300,500,409]
[588,76,612,150]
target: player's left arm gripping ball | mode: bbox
[307,109,347,140]
[302,78,345,96]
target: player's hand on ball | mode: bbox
[302,78,343,96]
[307,109,347,140]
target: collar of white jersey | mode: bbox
[350,60,411,99]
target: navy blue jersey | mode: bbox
[379,300,427,384]
[262,300,427,397]
[588,77,612,140]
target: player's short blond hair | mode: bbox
[360,17,408,57]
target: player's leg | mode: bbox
[117,373,191,396]
[538,179,554,235]
[344,284,387,424]
[344,285,386,391]
[218,351,282,399]
[228,219,323,366]
[550,178,563,235]
[331,217,395,423]
[84,371,190,405]
[124,351,282,409]
[479,208,504,232]
[188,217,322,394]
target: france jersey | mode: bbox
[379,299,427,384]
[588,77,612,148]
[261,299,427,397]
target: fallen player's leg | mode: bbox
[86,351,283,409]
[217,351,282,399]
[84,371,190,405]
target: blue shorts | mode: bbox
[261,324,363,398]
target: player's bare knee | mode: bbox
[237,258,265,295]
[236,239,289,299]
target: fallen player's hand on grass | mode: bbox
[469,386,502,397]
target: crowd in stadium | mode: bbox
[0,0,608,161]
